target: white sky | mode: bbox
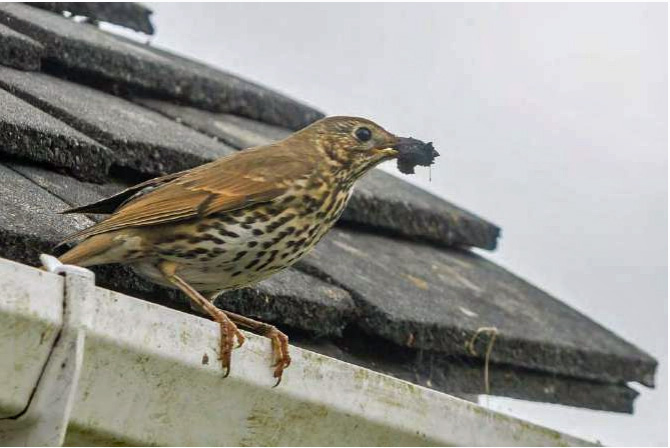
[142,3,667,445]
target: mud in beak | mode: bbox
[393,137,440,174]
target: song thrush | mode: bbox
[54,116,438,384]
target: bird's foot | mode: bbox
[265,326,291,386]
[213,312,245,377]
[211,309,291,385]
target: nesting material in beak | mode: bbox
[394,137,440,174]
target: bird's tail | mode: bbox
[57,233,121,267]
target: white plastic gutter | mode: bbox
[0,256,595,446]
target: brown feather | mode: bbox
[59,232,122,266]
[61,170,188,215]
[60,142,318,244]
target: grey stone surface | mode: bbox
[137,99,501,250]
[0,3,323,130]
[0,88,111,181]
[30,2,155,35]
[217,269,355,337]
[0,22,43,70]
[8,162,124,217]
[5,162,355,336]
[295,333,640,413]
[346,170,500,250]
[0,67,236,178]
[0,162,93,263]
[137,99,292,149]
[297,227,657,387]
[0,162,185,305]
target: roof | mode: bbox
[0,3,657,413]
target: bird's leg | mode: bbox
[158,261,245,377]
[189,298,208,316]
[208,302,291,386]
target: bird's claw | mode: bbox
[268,328,291,387]
[216,315,244,378]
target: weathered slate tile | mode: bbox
[137,99,291,149]
[0,67,235,177]
[296,333,640,413]
[5,162,355,336]
[29,2,155,35]
[0,3,323,130]
[0,162,187,306]
[0,163,93,263]
[0,88,111,181]
[297,227,657,387]
[346,170,500,250]
[8,162,124,214]
[0,23,43,70]
[137,99,501,250]
[217,269,355,337]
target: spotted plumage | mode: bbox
[53,116,431,383]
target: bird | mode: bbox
[54,116,431,384]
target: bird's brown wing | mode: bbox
[61,145,314,243]
[62,169,188,215]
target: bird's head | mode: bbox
[291,116,419,180]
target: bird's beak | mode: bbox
[374,136,410,158]
[374,136,440,163]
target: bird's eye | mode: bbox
[354,127,372,142]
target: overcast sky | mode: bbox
[141,3,667,445]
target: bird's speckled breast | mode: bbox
[129,182,353,293]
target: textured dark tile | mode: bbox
[0,67,235,178]
[0,22,43,70]
[296,332,640,413]
[0,162,93,263]
[8,161,124,215]
[0,162,185,305]
[6,162,356,336]
[29,2,155,35]
[346,170,500,250]
[0,3,323,130]
[297,227,657,387]
[217,269,355,337]
[0,88,111,181]
[137,99,501,250]
[137,98,292,149]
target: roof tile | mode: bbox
[0,88,111,181]
[218,269,355,337]
[0,67,235,178]
[138,98,291,149]
[297,334,640,413]
[0,4,323,130]
[345,170,500,250]
[297,227,657,387]
[0,22,43,70]
[0,162,92,261]
[30,2,155,35]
